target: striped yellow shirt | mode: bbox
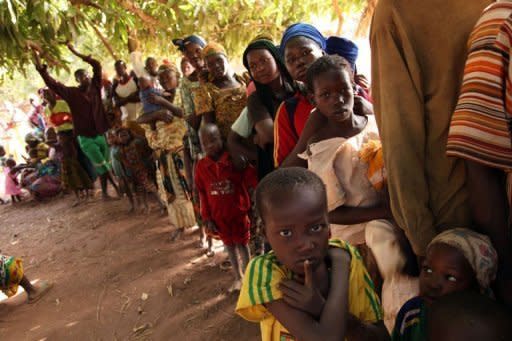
[236,239,383,341]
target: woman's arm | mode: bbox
[265,248,351,341]
[227,130,257,170]
[147,94,184,118]
[329,205,392,225]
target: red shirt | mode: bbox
[273,92,314,167]
[195,151,257,224]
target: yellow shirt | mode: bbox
[236,239,383,341]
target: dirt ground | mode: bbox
[0,193,260,340]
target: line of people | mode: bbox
[2,2,512,339]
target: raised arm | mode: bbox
[67,43,102,87]
[32,49,73,102]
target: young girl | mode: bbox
[300,55,418,330]
[392,228,498,341]
[107,128,135,212]
[194,42,247,140]
[4,158,22,204]
[1,255,52,303]
[117,128,163,214]
[195,124,257,291]
[237,167,388,340]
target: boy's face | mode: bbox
[145,58,158,77]
[200,128,223,158]
[313,69,354,123]
[262,187,330,275]
[118,129,131,145]
[159,70,179,91]
[420,243,477,305]
[205,53,229,81]
[284,37,323,83]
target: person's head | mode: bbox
[199,123,223,159]
[427,291,512,341]
[145,57,158,77]
[138,76,154,91]
[28,148,39,161]
[117,127,133,145]
[114,60,128,78]
[280,23,325,82]
[158,64,180,91]
[173,35,207,70]
[41,88,56,106]
[420,228,498,305]
[74,69,90,88]
[180,57,194,77]
[255,167,330,275]
[202,42,230,81]
[5,157,16,168]
[243,37,290,86]
[45,127,57,145]
[25,133,39,148]
[325,36,359,75]
[106,129,119,146]
[0,145,5,157]
[306,55,355,123]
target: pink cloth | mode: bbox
[4,167,22,196]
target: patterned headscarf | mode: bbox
[280,23,326,55]
[201,42,227,59]
[172,35,207,52]
[428,228,498,292]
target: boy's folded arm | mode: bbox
[265,248,351,341]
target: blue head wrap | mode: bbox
[280,23,326,55]
[325,36,359,70]
[172,35,207,52]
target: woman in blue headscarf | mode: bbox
[277,24,374,168]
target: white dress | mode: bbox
[115,76,143,122]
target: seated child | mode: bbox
[0,254,52,303]
[236,167,388,341]
[195,124,257,291]
[117,127,163,213]
[4,158,23,204]
[392,228,498,341]
[427,291,512,341]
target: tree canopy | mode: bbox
[0,0,371,79]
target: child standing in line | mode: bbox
[391,228,498,341]
[195,124,257,292]
[4,158,23,204]
[236,167,388,341]
[117,127,163,214]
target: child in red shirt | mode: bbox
[195,123,257,292]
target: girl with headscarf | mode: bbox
[275,23,374,168]
[136,63,196,234]
[391,228,498,341]
[193,42,248,139]
[228,37,298,180]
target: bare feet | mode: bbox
[169,228,184,242]
[27,280,53,304]
[205,249,215,258]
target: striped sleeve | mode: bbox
[235,253,286,322]
[330,239,384,323]
[447,3,512,170]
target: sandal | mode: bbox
[28,280,53,304]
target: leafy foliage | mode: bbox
[0,0,369,79]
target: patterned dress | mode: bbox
[0,255,24,297]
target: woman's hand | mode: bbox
[147,93,166,105]
[279,260,326,318]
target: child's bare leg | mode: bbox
[11,195,17,204]
[72,190,81,207]
[237,244,250,275]
[226,245,243,292]
[20,275,53,303]
[122,178,135,212]
[142,191,149,214]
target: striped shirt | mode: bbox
[447,1,512,170]
[235,239,383,341]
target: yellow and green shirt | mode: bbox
[236,239,383,341]
[45,99,73,132]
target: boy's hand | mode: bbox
[328,247,351,266]
[279,260,325,318]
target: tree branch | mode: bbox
[117,0,161,34]
[355,0,378,38]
